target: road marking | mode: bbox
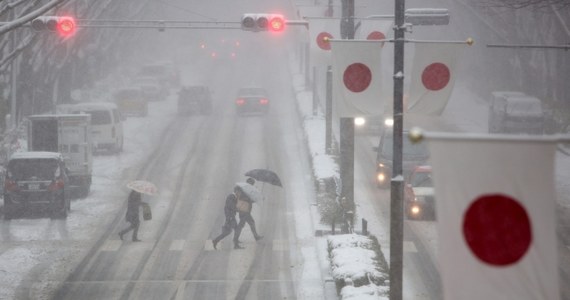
[169,240,185,251]
[175,281,185,300]
[404,241,418,253]
[204,239,215,251]
[101,240,122,252]
[272,239,288,251]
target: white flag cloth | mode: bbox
[330,40,384,117]
[355,19,393,42]
[426,132,559,300]
[407,43,465,115]
[307,18,340,67]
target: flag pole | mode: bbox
[390,0,405,298]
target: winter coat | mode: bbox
[223,193,238,229]
[125,191,142,223]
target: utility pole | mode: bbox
[390,0,406,298]
[340,0,355,39]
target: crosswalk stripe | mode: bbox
[272,239,288,251]
[101,240,122,252]
[169,240,186,251]
[204,239,216,251]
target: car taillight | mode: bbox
[4,179,18,192]
[236,98,245,106]
[48,179,65,192]
[259,98,269,105]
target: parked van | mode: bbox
[70,103,124,153]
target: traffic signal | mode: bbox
[241,13,285,32]
[31,16,77,37]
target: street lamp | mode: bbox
[389,5,450,300]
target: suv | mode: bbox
[177,85,213,116]
[404,166,435,220]
[374,128,430,189]
[488,91,544,134]
[3,152,70,219]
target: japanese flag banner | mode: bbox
[355,19,393,43]
[330,40,384,117]
[425,132,561,300]
[307,17,340,67]
[407,42,466,115]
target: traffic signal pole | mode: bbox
[390,0,406,298]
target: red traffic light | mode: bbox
[241,13,285,32]
[269,16,285,32]
[31,16,76,37]
[57,16,76,37]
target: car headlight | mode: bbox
[354,117,366,126]
[410,205,421,215]
[377,173,386,182]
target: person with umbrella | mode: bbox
[119,180,156,242]
[118,190,145,242]
[234,178,263,243]
[212,186,241,250]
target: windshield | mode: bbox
[139,65,167,76]
[506,99,542,114]
[381,133,429,158]
[238,88,266,96]
[9,159,59,181]
[115,89,140,100]
[411,171,433,187]
[76,110,111,125]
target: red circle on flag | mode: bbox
[463,194,532,266]
[343,63,372,93]
[367,31,385,41]
[316,32,333,50]
[421,62,450,91]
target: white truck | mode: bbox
[27,114,93,198]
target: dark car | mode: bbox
[374,128,430,189]
[3,152,70,219]
[177,85,213,116]
[404,166,435,220]
[235,87,269,115]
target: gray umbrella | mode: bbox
[244,169,283,187]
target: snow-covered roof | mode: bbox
[9,151,62,161]
[27,114,90,120]
[70,102,118,111]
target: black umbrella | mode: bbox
[244,169,283,187]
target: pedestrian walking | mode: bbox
[118,190,145,242]
[235,179,263,242]
[212,188,243,249]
